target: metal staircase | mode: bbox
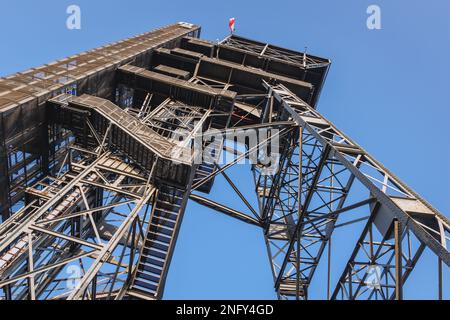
[193,136,223,193]
[128,184,186,299]
[48,94,193,187]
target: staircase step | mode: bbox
[196,167,213,173]
[140,259,163,271]
[146,231,172,244]
[155,200,181,211]
[141,255,165,268]
[136,269,161,284]
[154,206,180,215]
[127,288,156,300]
[158,192,183,204]
[139,263,162,275]
[144,239,169,252]
[149,224,174,236]
[143,247,168,260]
[134,280,158,293]
[153,209,178,221]
[151,216,176,229]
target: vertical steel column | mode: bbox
[394,219,403,300]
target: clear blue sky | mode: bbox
[1,0,449,299]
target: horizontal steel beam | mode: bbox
[118,64,236,112]
[189,193,261,226]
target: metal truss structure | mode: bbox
[0,22,448,300]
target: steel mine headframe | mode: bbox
[0,23,448,300]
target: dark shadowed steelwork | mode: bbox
[0,22,448,300]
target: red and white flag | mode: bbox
[228,17,236,33]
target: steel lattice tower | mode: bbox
[0,23,448,300]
